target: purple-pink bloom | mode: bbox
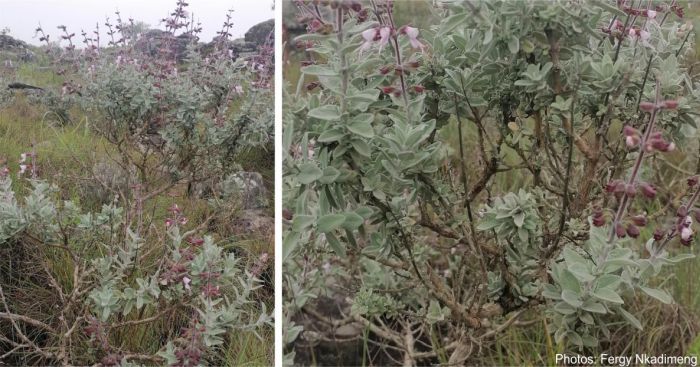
[400,26,424,50]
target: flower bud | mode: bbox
[305,81,320,91]
[631,214,647,227]
[653,228,665,241]
[592,206,606,227]
[592,215,606,227]
[615,222,627,238]
[625,184,637,197]
[688,176,699,187]
[380,86,396,94]
[639,101,655,112]
[412,85,425,93]
[626,224,640,238]
[623,125,638,137]
[677,205,688,218]
[605,179,622,193]
[639,182,657,199]
[406,60,421,69]
[662,100,679,109]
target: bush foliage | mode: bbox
[283,0,698,365]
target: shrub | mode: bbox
[283,0,698,364]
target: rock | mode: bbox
[244,19,274,46]
[232,209,273,235]
[334,323,363,338]
[133,29,198,61]
[0,35,28,50]
[220,171,268,209]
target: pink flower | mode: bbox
[646,10,657,19]
[359,27,391,54]
[165,218,174,227]
[399,26,424,50]
[168,204,181,214]
[187,237,204,247]
[183,276,191,290]
[639,182,657,199]
[18,164,27,175]
[681,226,693,241]
[683,215,693,227]
[378,27,391,52]
[359,28,377,53]
[640,30,650,42]
[0,167,8,177]
[179,216,188,226]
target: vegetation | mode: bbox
[283,0,700,365]
[0,1,274,365]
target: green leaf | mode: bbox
[283,232,300,262]
[553,301,576,315]
[308,105,341,121]
[513,212,525,227]
[301,65,337,76]
[559,269,581,293]
[325,232,346,257]
[563,247,587,266]
[592,288,624,304]
[350,139,371,157]
[297,163,324,185]
[317,214,346,233]
[483,26,493,45]
[508,36,520,54]
[617,307,643,330]
[426,300,449,324]
[568,263,595,282]
[318,128,346,143]
[667,253,695,263]
[292,215,315,232]
[640,286,672,304]
[319,167,341,184]
[347,113,375,138]
[561,290,583,308]
[355,206,374,219]
[581,300,607,314]
[342,212,365,230]
[595,274,621,290]
[579,312,594,325]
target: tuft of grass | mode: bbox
[223,326,274,366]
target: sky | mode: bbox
[0,0,273,46]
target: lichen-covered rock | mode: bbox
[0,34,28,50]
[220,171,268,209]
[133,29,198,61]
[244,19,274,46]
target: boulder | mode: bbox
[220,171,268,209]
[244,19,274,46]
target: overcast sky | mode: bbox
[0,0,273,46]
